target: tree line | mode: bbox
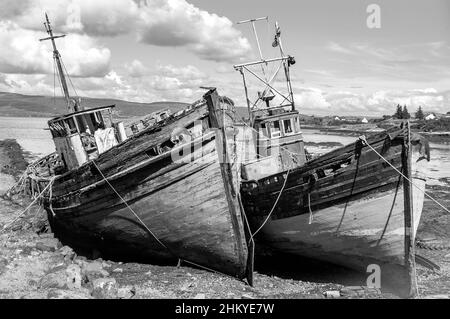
[392,104,424,120]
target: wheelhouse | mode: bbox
[48,105,127,171]
[254,109,306,165]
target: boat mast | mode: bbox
[234,18,296,123]
[40,13,79,112]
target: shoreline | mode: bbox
[302,125,450,144]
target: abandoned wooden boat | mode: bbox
[28,14,251,281]
[240,126,429,296]
[233,19,430,297]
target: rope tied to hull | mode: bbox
[359,135,450,215]
[249,168,291,242]
[91,160,170,251]
[1,176,56,233]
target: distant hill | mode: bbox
[0,92,190,118]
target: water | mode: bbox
[0,117,54,161]
[0,117,448,186]
[302,129,450,187]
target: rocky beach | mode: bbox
[0,139,448,299]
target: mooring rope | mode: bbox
[91,160,170,251]
[249,168,291,242]
[359,135,450,215]
[1,177,56,233]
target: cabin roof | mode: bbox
[48,105,115,124]
[255,110,299,123]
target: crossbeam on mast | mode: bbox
[243,66,291,104]
[233,56,289,69]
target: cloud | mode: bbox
[0,0,140,36]
[291,85,449,116]
[325,41,450,84]
[125,60,149,78]
[294,88,331,111]
[137,0,251,62]
[0,0,251,63]
[0,21,111,77]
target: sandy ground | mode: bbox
[0,139,449,299]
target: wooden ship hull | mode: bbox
[35,90,250,280]
[241,127,430,296]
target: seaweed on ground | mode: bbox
[0,139,29,179]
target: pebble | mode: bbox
[424,294,449,299]
[47,288,92,299]
[66,264,82,290]
[117,286,136,299]
[39,270,68,289]
[35,242,56,252]
[91,277,118,299]
[112,268,123,273]
[59,246,75,260]
[324,290,341,298]
[194,293,206,299]
[81,260,109,279]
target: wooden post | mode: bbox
[402,121,418,297]
[204,88,252,284]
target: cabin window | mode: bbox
[65,117,78,134]
[270,121,281,138]
[49,120,67,138]
[283,119,294,135]
[259,123,268,138]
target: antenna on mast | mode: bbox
[234,18,296,123]
[236,16,268,62]
[40,13,80,113]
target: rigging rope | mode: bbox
[91,160,170,251]
[1,177,56,233]
[60,58,79,99]
[249,168,291,241]
[359,135,450,215]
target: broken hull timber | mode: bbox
[241,127,429,296]
[43,102,249,279]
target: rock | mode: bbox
[324,291,341,298]
[39,270,68,289]
[424,294,449,299]
[340,286,365,297]
[194,293,206,299]
[241,293,255,299]
[35,238,59,252]
[444,253,450,259]
[59,246,75,260]
[112,268,123,273]
[91,278,118,299]
[47,288,92,299]
[39,233,55,239]
[81,260,109,281]
[66,264,82,290]
[102,262,111,268]
[117,286,136,299]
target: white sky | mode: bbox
[0,0,449,115]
